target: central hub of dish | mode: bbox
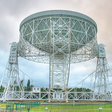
[19,10,97,90]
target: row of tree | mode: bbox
[0,79,33,92]
[0,79,92,92]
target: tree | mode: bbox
[26,80,32,91]
[0,85,4,92]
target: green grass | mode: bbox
[0,103,6,112]
[30,103,112,112]
[2,102,112,112]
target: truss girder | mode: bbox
[0,91,111,101]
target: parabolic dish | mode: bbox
[18,10,98,63]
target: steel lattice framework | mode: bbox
[18,10,98,91]
[0,10,110,101]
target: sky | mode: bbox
[0,0,112,88]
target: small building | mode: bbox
[32,87,41,93]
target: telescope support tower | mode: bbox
[94,44,109,97]
[2,42,24,101]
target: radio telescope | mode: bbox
[18,10,97,89]
[1,10,110,101]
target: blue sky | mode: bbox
[0,0,112,88]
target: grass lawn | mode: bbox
[0,103,6,112]
[2,101,112,112]
[30,103,112,112]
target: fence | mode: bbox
[5,101,40,112]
